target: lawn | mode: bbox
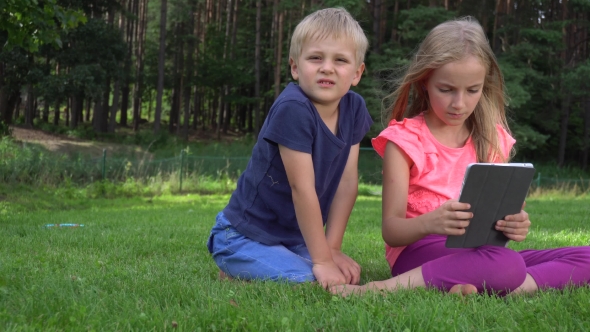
[1,192,590,331]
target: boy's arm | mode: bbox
[324,143,362,285]
[278,144,346,289]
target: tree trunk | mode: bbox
[217,0,233,139]
[71,94,84,129]
[557,91,572,167]
[0,86,13,125]
[0,61,6,124]
[42,97,49,123]
[169,23,183,135]
[183,0,197,141]
[120,0,134,128]
[254,0,261,138]
[109,80,120,133]
[192,2,202,131]
[24,55,35,128]
[557,0,571,168]
[53,99,60,126]
[154,0,167,134]
[391,0,400,43]
[97,78,111,133]
[373,0,381,53]
[379,0,387,48]
[582,97,590,170]
[86,98,91,122]
[132,0,147,132]
[225,0,239,134]
[273,9,284,100]
[24,84,34,128]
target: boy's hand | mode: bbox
[331,250,361,285]
[428,199,473,236]
[495,208,530,242]
[313,261,347,289]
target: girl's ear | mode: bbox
[289,57,299,81]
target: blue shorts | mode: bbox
[206,212,316,283]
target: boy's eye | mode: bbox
[337,58,349,63]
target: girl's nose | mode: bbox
[452,92,466,110]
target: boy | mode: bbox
[207,7,372,289]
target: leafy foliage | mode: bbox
[0,0,86,52]
[1,0,590,169]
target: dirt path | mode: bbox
[10,126,149,159]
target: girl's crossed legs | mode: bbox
[393,234,590,294]
[332,234,590,296]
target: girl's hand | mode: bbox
[331,250,361,285]
[495,209,530,242]
[427,199,473,236]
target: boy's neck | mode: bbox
[315,102,340,136]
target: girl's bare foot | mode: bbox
[330,284,366,297]
[448,284,478,296]
[330,281,386,297]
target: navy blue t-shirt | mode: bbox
[222,83,373,246]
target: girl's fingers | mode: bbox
[497,219,531,229]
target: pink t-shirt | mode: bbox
[371,114,515,268]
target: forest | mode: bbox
[1,0,590,169]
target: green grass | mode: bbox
[2,192,590,330]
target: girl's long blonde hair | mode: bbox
[384,16,512,162]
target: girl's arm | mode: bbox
[382,141,473,247]
[279,144,346,289]
[325,143,362,285]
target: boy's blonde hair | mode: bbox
[289,8,368,66]
[385,16,511,163]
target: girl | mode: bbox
[332,17,590,296]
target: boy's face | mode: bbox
[290,36,364,113]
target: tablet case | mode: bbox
[445,163,536,248]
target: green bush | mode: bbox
[0,121,12,137]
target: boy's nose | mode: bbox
[320,61,335,74]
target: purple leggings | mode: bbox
[392,235,590,294]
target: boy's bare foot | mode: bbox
[448,284,478,296]
[218,270,234,281]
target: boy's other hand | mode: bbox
[313,261,347,289]
[331,250,361,285]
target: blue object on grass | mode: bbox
[44,224,85,228]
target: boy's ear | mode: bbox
[289,57,299,81]
[351,62,365,87]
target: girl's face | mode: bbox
[424,55,486,129]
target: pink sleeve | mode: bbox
[371,118,428,174]
[496,124,516,161]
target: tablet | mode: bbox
[445,163,536,248]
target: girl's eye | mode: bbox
[468,89,480,94]
[438,89,451,93]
